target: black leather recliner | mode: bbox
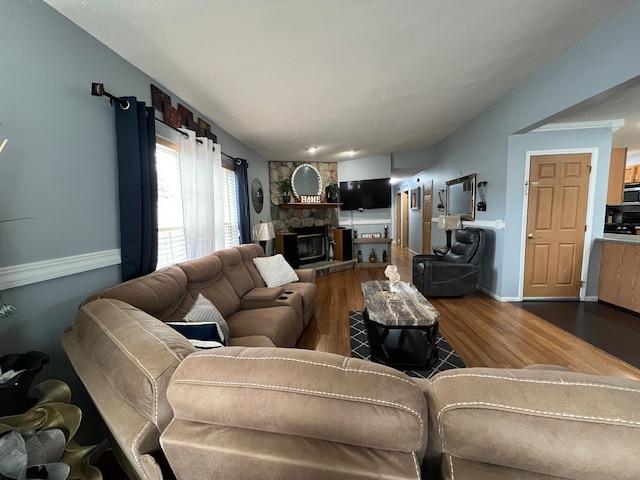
[412,228,486,297]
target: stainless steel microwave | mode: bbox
[623,185,640,203]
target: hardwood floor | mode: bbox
[297,243,640,380]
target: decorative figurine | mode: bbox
[384,264,401,287]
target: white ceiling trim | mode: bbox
[533,119,626,133]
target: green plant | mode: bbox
[326,181,339,195]
[277,177,292,195]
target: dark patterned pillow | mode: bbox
[166,321,226,349]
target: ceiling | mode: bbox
[44,0,631,168]
[539,76,640,154]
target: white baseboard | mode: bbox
[0,249,121,290]
[476,286,518,302]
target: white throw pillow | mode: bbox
[253,254,299,288]
[182,293,229,343]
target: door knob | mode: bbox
[527,233,537,239]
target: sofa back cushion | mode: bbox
[85,266,188,320]
[215,247,260,299]
[423,367,640,479]
[236,244,267,287]
[178,253,242,319]
[443,228,485,265]
[72,299,196,433]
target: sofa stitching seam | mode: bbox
[437,401,640,426]
[411,452,421,479]
[132,422,152,480]
[431,373,640,394]
[173,379,421,416]
[192,353,419,387]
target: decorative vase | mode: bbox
[328,242,334,261]
[357,250,362,263]
[369,248,377,263]
[382,250,387,263]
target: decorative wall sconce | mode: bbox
[477,181,487,211]
[437,189,446,211]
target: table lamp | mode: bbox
[437,215,462,249]
[252,221,276,254]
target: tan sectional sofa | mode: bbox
[62,245,640,479]
[80,243,317,348]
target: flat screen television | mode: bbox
[339,178,392,211]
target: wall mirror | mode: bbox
[291,163,323,199]
[446,173,476,221]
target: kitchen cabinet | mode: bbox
[598,239,640,314]
[625,165,640,184]
[608,148,627,204]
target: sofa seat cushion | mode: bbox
[226,307,299,347]
[228,335,276,348]
[280,281,317,326]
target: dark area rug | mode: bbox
[349,311,466,379]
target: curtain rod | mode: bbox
[91,82,239,161]
[154,117,237,160]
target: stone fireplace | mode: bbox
[269,161,339,233]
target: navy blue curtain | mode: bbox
[234,158,251,244]
[114,97,158,281]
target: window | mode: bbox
[154,138,240,268]
[156,140,187,268]
[222,166,240,248]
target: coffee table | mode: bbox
[361,280,441,370]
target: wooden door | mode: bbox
[395,192,401,245]
[401,190,409,247]
[523,153,590,298]
[422,180,433,254]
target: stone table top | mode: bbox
[361,280,441,327]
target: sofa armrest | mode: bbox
[294,268,316,283]
[420,367,640,479]
[164,347,426,454]
[241,286,285,302]
[412,254,442,270]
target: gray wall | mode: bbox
[398,0,640,299]
[0,0,268,440]
[505,128,614,299]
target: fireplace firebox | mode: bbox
[294,226,326,266]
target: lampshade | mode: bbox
[437,215,462,230]
[252,222,276,242]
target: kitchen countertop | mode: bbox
[598,233,640,244]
